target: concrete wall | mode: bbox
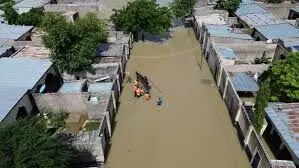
[34,92,89,113]
[44,4,99,13]
[0,40,43,49]
[57,0,100,4]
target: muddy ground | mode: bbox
[105,28,251,168]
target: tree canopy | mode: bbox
[3,2,45,26]
[253,79,270,133]
[214,0,240,13]
[0,116,76,168]
[268,52,299,102]
[42,13,107,74]
[110,0,172,36]
[171,0,196,18]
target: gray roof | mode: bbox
[265,103,299,164]
[0,45,12,56]
[231,72,259,92]
[59,80,87,93]
[88,82,114,93]
[14,0,50,8]
[279,38,299,52]
[0,24,33,40]
[235,3,269,16]
[206,24,253,40]
[239,13,285,28]
[218,47,237,59]
[255,23,299,40]
[108,31,130,44]
[96,43,124,57]
[0,58,52,121]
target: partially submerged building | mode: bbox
[0,58,62,123]
[265,103,299,165]
[108,31,133,56]
[34,91,114,164]
[96,43,127,71]
[252,23,299,42]
[200,24,253,57]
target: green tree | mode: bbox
[3,2,45,26]
[214,0,240,13]
[171,0,196,18]
[0,116,76,168]
[16,7,45,26]
[2,1,18,24]
[253,79,270,133]
[110,0,172,40]
[42,13,107,74]
[269,52,299,102]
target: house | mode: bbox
[193,14,226,39]
[108,31,133,56]
[252,23,299,42]
[206,41,276,67]
[200,24,253,57]
[96,43,127,70]
[14,0,52,14]
[11,45,51,59]
[273,38,299,60]
[0,24,33,46]
[34,91,115,164]
[264,103,299,165]
[0,45,14,58]
[0,58,62,124]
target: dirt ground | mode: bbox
[105,28,251,168]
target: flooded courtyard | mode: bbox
[105,28,251,168]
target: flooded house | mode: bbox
[108,31,133,56]
[0,58,62,124]
[33,90,115,165]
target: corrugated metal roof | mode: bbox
[96,43,124,57]
[239,13,285,28]
[266,103,299,163]
[255,23,299,40]
[231,72,259,92]
[236,3,269,16]
[88,82,113,93]
[218,47,237,59]
[206,24,253,39]
[14,0,50,8]
[59,80,87,93]
[0,58,52,122]
[0,24,33,40]
[0,45,12,56]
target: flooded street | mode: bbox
[105,28,251,168]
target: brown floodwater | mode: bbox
[105,28,251,168]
